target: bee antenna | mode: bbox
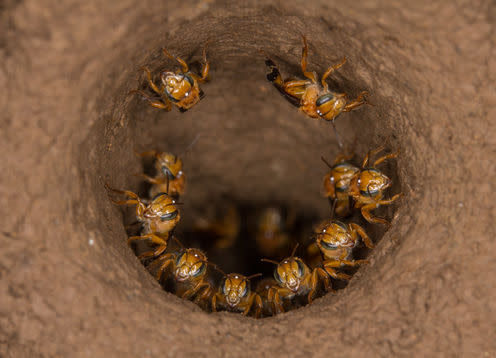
[171,235,184,248]
[166,173,170,195]
[180,133,201,158]
[330,120,344,149]
[290,243,300,258]
[321,156,333,169]
[330,198,337,220]
[261,258,279,265]
[207,261,223,273]
[247,273,263,280]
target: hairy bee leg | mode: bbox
[323,265,352,281]
[361,205,390,227]
[308,268,330,303]
[321,57,347,90]
[154,257,174,281]
[343,91,370,112]
[196,42,210,82]
[183,282,209,300]
[362,146,386,167]
[162,48,189,73]
[379,193,403,205]
[241,294,255,316]
[300,35,317,83]
[211,294,218,312]
[350,223,375,248]
[138,245,167,261]
[283,79,311,90]
[267,287,284,314]
[193,285,213,307]
[372,151,399,167]
[128,233,167,246]
[140,67,162,95]
[129,89,172,110]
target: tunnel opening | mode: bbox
[77,11,402,319]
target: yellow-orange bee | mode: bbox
[349,147,402,226]
[194,203,241,249]
[212,273,263,317]
[106,185,180,261]
[321,154,359,217]
[264,36,369,124]
[314,220,373,280]
[131,43,209,112]
[255,207,293,257]
[151,248,214,306]
[137,150,186,198]
[262,246,329,314]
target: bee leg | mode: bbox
[140,67,163,95]
[129,89,171,110]
[300,35,317,83]
[197,42,210,82]
[162,48,189,73]
[138,245,168,261]
[350,223,375,249]
[321,57,347,90]
[361,204,390,227]
[152,256,174,281]
[253,294,263,318]
[373,151,399,167]
[323,261,352,280]
[343,91,370,112]
[362,146,386,168]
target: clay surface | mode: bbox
[1,0,495,356]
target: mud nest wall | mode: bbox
[1,0,495,356]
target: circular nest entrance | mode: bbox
[3,0,493,356]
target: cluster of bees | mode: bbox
[106,36,401,318]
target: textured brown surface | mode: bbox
[1,0,495,356]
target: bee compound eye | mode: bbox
[192,262,206,278]
[160,210,178,221]
[296,259,306,277]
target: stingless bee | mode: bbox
[261,245,330,314]
[106,185,180,261]
[263,35,369,146]
[349,146,402,226]
[255,206,294,257]
[314,219,373,280]
[321,153,359,217]
[136,150,186,198]
[212,273,263,317]
[150,247,215,307]
[130,42,210,112]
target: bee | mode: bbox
[314,219,373,280]
[130,42,210,112]
[136,150,186,198]
[255,207,294,257]
[263,36,369,145]
[349,146,402,226]
[193,202,241,250]
[261,245,330,314]
[321,154,359,217]
[105,185,180,261]
[150,247,214,307]
[212,273,263,317]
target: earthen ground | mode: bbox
[1,0,495,357]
